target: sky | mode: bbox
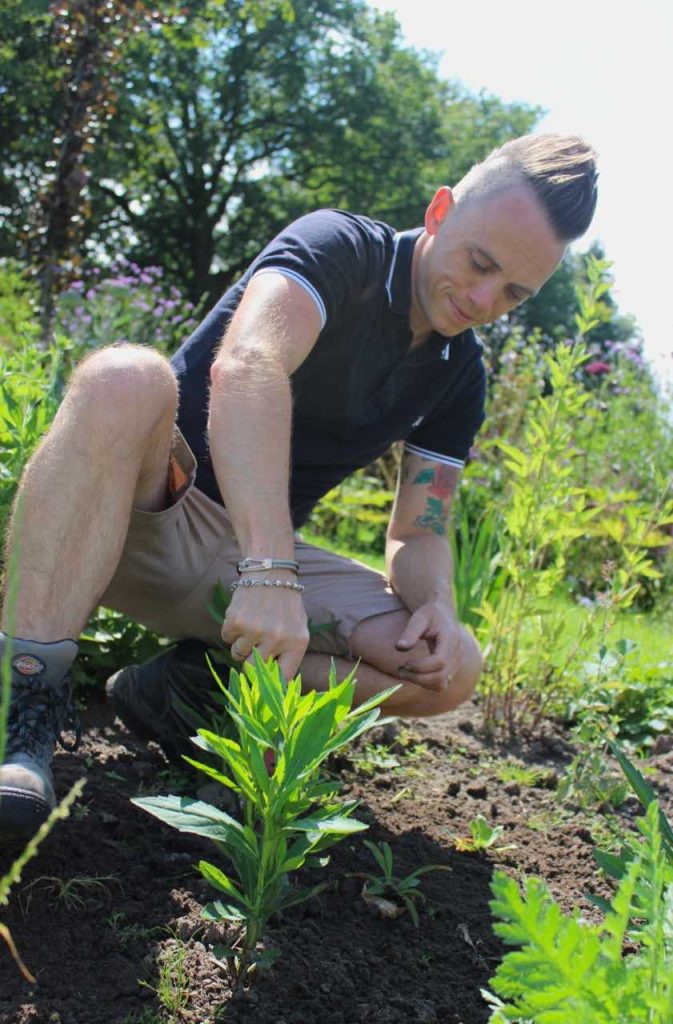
[369,0,673,379]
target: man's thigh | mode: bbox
[294,537,406,658]
[101,431,406,651]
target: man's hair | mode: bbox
[455,133,598,242]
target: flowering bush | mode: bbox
[56,260,201,355]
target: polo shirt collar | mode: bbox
[385,228,422,317]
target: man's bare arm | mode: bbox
[385,452,462,690]
[208,271,322,679]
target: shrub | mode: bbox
[308,471,394,556]
[55,259,201,355]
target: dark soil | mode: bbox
[1,696,671,1024]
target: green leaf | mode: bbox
[198,859,249,908]
[289,814,367,835]
[278,881,329,911]
[282,702,338,782]
[322,707,385,757]
[203,902,245,924]
[250,649,286,723]
[132,796,254,858]
[229,709,273,749]
[403,895,421,928]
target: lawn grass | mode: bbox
[544,590,673,669]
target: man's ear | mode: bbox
[424,186,455,235]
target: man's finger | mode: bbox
[230,637,254,661]
[395,610,427,652]
[400,653,447,675]
[278,650,303,683]
[397,668,444,692]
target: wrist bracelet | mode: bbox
[237,557,300,575]
[230,578,305,593]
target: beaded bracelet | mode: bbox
[230,578,305,593]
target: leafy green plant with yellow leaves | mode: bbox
[134,653,395,984]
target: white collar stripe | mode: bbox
[403,443,464,469]
[385,232,402,305]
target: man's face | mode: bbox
[412,183,566,338]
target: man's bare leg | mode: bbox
[299,610,482,717]
[0,344,178,836]
[2,345,179,641]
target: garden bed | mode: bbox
[0,696,670,1024]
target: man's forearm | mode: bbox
[208,353,296,559]
[386,532,456,616]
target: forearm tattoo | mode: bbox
[411,464,453,536]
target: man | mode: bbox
[0,133,598,836]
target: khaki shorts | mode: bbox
[100,429,405,658]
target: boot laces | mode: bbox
[6,675,82,761]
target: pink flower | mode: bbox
[585,360,611,376]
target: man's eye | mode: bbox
[470,255,488,273]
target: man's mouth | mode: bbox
[449,296,473,324]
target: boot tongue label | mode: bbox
[11,654,46,677]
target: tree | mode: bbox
[0,1,56,259]
[2,0,543,310]
[86,0,540,304]
[0,0,292,333]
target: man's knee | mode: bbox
[434,627,482,714]
[69,345,178,427]
[351,610,482,717]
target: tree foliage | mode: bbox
[2,0,542,308]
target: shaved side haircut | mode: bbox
[455,133,598,242]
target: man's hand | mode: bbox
[394,601,464,692]
[220,587,310,682]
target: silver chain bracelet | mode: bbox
[230,578,305,593]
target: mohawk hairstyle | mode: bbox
[458,134,598,242]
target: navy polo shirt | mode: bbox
[171,209,486,527]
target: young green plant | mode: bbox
[453,815,516,854]
[478,259,663,734]
[353,839,451,927]
[133,651,396,984]
[484,798,673,1023]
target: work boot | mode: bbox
[0,633,80,837]
[106,639,230,766]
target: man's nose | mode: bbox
[466,280,497,316]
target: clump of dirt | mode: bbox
[0,697,667,1024]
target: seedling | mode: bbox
[140,936,190,1016]
[351,742,401,776]
[352,839,451,927]
[106,910,161,949]
[134,652,396,985]
[590,742,673,915]
[20,873,119,914]
[496,761,551,788]
[453,816,516,854]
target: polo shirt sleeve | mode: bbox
[403,351,487,470]
[249,210,384,330]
